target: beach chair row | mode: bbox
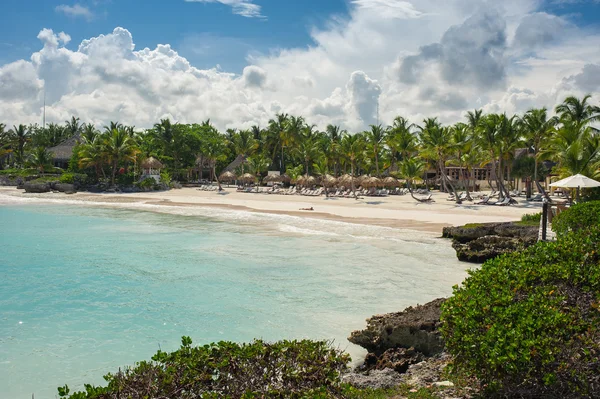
[197,185,220,191]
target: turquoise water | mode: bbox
[0,197,470,398]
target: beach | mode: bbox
[0,186,543,233]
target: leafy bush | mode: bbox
[0,168,42,177]
[160,170,171,185]
[58,337,350,399]
[115,172,134,186]
[520,212,541,223]
[135,177,156,190]
[552,201,600,238]
[29,176,61,184]
[60,173,90,186]
[441,226,600,398]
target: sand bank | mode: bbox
[0,186,543,234]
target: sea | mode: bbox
[0,192,472,398]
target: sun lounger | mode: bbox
[496,197,511,206]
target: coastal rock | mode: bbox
[55,183,76,194]
[341,369,403,389]
[348,298,445,357]
[451,236,525,263]
[23,182,51,193]
[363,347,424,374]
[443,222,538,263]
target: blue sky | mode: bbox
[1,0,600,130]
[0,0,350,71]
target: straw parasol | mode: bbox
[321,174,338,187]
[338,174,355,187]
[550,174,600,201]
[357,175,370,186]
[280,174,291,183]
[362,177,381,188]
[296,175,306,186]
[304,175,317,187]
[383,176,400,187]
[219,171,236,182]
[239,173,257,184]
[263,174,281,183]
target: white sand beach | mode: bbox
[0,186,543,233]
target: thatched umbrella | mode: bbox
[321,174,338,187]
[302,175,316,187]
[219,171,236,183]
[263,174,280,183]
[280,174,291,183]
[296,175,306,186]
[357,175,370,186]
[383,177,400,187]
[338,174,355,187]
[239,173,257,184]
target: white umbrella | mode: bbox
[550,174,600,201]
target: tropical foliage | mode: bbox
[441,223,600,398]
[0,96,598,194]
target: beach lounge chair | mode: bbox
[475,196,490,205]
[496,197,511,206]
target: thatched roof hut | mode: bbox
[383,176,400,187]
[321,174,338,187]
[47,134,81,164]
[141,157,163,169]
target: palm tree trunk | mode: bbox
[351,161,358,199]
[111,159,118,186]
[214,165,222,191]
[440,160,461,204]
[375,150,380,177]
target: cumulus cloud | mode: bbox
[55,4,94,20]
[1,0,599,131]
[184,0,264,18]
[513,12,566,48]
[399,9,507,89]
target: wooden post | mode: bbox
[542,201,548,241]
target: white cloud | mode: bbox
[1,0,599,132]
[55,4,94,20]
[350,0,424,19]
[184,0,264,18]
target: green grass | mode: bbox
[514,220,540,227]
[462,223,484,229]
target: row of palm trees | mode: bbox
[1,96,598,201]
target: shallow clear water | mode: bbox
[0,195,471,398]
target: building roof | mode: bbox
[48,134,81,161]
[222,154,246,173]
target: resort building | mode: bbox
[47,134,81,169]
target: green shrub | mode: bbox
[441,227,600,398]
[115,172,134,186]
[552,201,600,238]
[0,168,42,177]
[29,176,61,184]
[521,212,541,223]
[135,177,156,190]
[160,170,171,185]
[58,337,350,399]
[60,173,92,186]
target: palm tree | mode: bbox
[28,147,53,173]
[0,123,12,168]
[267,113,289,172]
[78,135,106,179]
[366,124,387,176]
[521,108,558,182]
[419,118,461,203]
[555,95,600,128]
[104,127,139,186]
[399,158,427,202]
[65,116,82,137]
[201,134,228,191]
[246,153,271,191]
[233,130,257,175]
[293,135,320,176]
[12,124,30,166]
[82,123,99,144]
[450,122,472,200]
[543,123,600,179]
[340,133,365,199]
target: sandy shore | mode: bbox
[0,186,543,234]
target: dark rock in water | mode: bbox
[349,298,445,357]
[23,182,51,193]
[452,235,526,263]
[55,183,76,194]
[443,222,538,263]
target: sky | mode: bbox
[1,0,600,131]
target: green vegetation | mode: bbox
[515,212,542,226]
[1,96,598,195]
[441,223,600,398]
[58,337,351,399]
[552,200,600,237]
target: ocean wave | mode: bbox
[0,191,438,244]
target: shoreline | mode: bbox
[0,186,543,234]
